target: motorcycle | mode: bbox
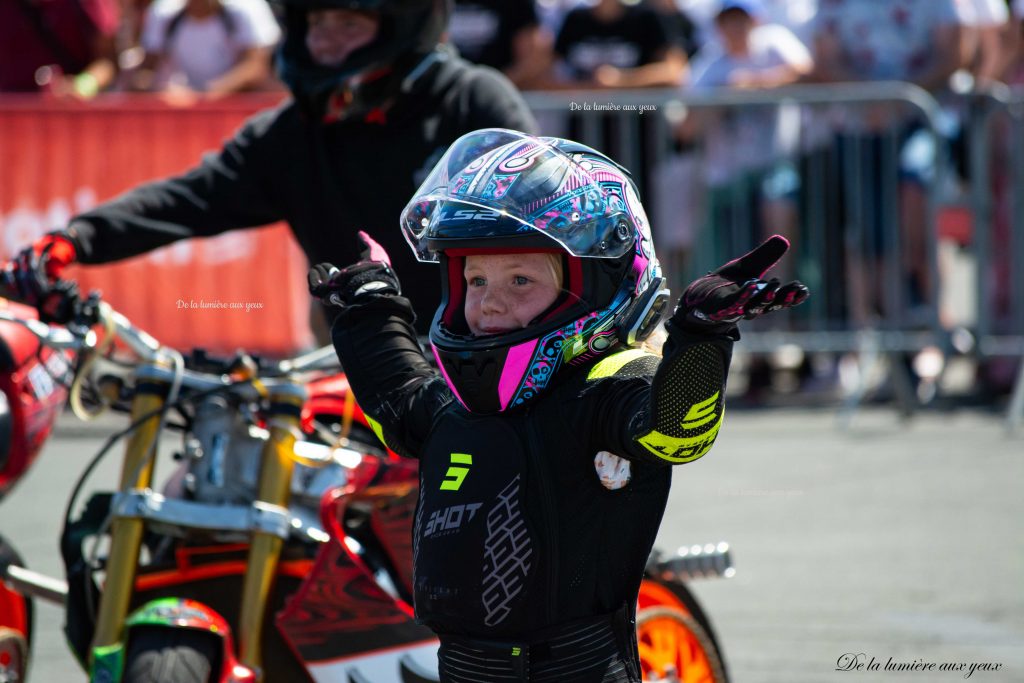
[0,286,734,683]
[1,296,73,683]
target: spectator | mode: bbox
[675,0,721,49]
[448,0,551,89]
[749,0,818,45]
[648,0,702,59]
[967,1,1023,395]
[674,0,812,278]
[0,0,120,96]
[940,1,1012,207]
[809,0,963,325]
[812,1,961,89]
[130,0,281,96]
[535,0,688,218]
[681,0,818,48]
[533,0,589,39]
[955,0,1013,87]
[1006,0,1024,82]
[548,0,687,89]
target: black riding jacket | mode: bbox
[64,50,537,331]
[330,291,735,642]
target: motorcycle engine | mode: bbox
[184,395,351,512]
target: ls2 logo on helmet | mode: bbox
[442,209,500,221]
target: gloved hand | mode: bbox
[1,232,80,323]
[673,235,809,334]
[308,231,401,308]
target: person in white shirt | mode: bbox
[678,0,817,51]
[676,0,812,262]
[135,0,281,95]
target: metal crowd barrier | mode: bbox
[960,86,1024,430]
[523,83,1022,427]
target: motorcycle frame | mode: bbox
[86,358,307,683]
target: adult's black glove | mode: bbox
[308,231,401,308]
[672,235,809,334]
[1,233,80,323]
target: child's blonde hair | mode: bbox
[542,252,564,292]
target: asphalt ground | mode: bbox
[2,406,1022,683]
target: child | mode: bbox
[309,128,807,682]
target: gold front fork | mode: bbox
[89,375,168,655]
[237,383,306,680]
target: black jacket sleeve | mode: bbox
[66,107,288,264]
[588,323,737,466]
[462,66,538,135]
[329,294,453,459]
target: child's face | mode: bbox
[464,253,563,336]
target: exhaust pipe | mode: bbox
[648,542,735,582]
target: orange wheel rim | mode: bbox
[637,613,715,683]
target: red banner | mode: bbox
[0,94,313,355]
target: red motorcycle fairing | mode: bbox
[301,372,419,597]
[277,452,440,682]
[0,298,69,501]
[301,373,402,461]
[124,598,256,683]
[301,374,366,433]
[0,534,31,683]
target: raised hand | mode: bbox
[307,231,401,307]
[673,235,809,334]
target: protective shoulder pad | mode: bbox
[586,348,661,382]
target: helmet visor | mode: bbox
[401,128,641,262]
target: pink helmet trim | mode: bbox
[497,339,539,411]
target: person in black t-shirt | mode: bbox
[648,0,701,58]
[550,0,686,89]
[448,0,551,88]
[536,0,686,215]
[2,0,537,336]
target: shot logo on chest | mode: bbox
[423,502,483,538]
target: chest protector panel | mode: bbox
[413,411,539,633]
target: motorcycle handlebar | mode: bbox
[0,308,90,351]
[2,285,341,389]
[269,345,340,376]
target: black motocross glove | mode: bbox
[308,231,401,308]
[672,235,809,334]
[1,233,80,323]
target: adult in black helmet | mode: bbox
[2,0,537,335]
[277,0,450,118]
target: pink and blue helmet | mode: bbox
[400,129,669,414]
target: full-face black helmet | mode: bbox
[275,0,451,115]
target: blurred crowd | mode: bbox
[4,0,1024,99]
[2,0,1022,401]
